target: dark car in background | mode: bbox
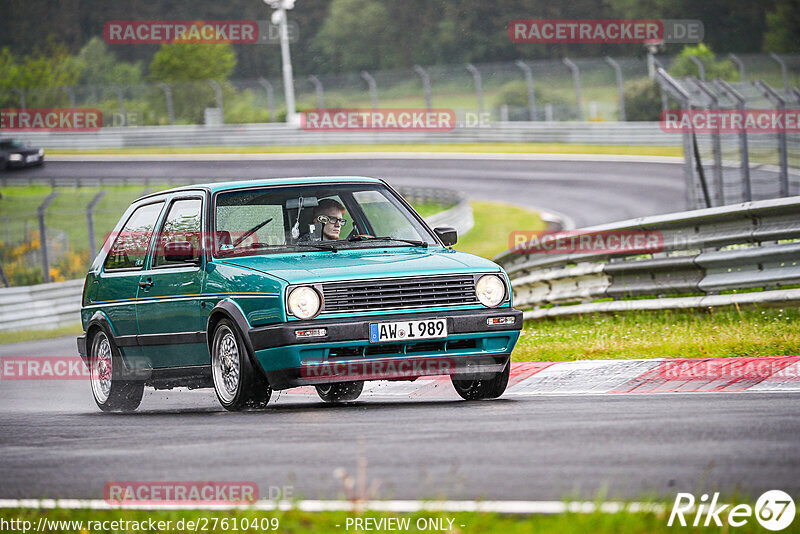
[0,139,44,170]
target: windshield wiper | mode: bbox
[350,236,428,248]
[292,242,338,252]
[231,217,274,248]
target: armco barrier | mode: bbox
[0,190,472,332]
[495,196,800,319]
[9,122,680,149]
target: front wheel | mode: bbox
[451,360,510,400]
[89,330,144,412]
[315,381,364,403]
[211,319,271,411]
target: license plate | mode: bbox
[25,155,38,163]
[369,318,447,343]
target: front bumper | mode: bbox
[248,308,522,390]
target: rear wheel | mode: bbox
[211,319,271,411]
[89,330,144,412]
[315,381,364,402]
[451,360,510,400]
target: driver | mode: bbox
[312,199,347,241]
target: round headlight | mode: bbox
[475,274,505,308]
[288,286,321,319]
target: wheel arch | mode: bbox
[206,300,267,377]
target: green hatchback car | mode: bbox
[77,177,522,411]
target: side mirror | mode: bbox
[164,241,196,263]
[434,227,457,246]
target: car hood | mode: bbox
[217,247,503,284]
[5,147,39,155]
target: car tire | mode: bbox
[315,381,364,402]
[451,359,510,400]
[211,319,271,411]
[89,329,144,412]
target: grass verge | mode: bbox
[0,323,82,346]
[514,307,800,362]
[455,201,544,259]
[46,143,683,158]
[0,505,777,534]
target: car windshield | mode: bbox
[0,140,24,149]
[213,182,438,257]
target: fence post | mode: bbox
[689,56,705,81]
[62,86,76,109]
[0,260,8,287]
[258,77,276,122]
[12,88,25,109]
[110,84,126,126]
[208,80,224,119]
[656,68,696,209]
[86,191,106,261]
[769,53,789,92]
[413,65,433,110]
[562,58,584,121]
[652,58,669,111]
[514,60,537,120]
[728,53,746,83]
[465,63,485,116]
[714,79,751,201]
[156,82,175,125]
[360,71,379,110]
[307,75,325,108]
[604,56,626,121]
[38,192,59,283]
[755,80,789,197]
[690,78,724,206]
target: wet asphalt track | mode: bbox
[1,156,798,502]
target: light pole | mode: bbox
[266,0,297,124]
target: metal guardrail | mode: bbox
[495,196,800,319]
[0,190,473,332]
[10,122,681,149]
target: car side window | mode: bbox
[153,198,203,268]
[103,202,164,271]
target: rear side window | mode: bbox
[153,198,203,267]
[103,202,164,271]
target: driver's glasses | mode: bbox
[317,215,347,226]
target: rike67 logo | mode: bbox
[669,490,795,531]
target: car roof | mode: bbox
[143,176,386,199]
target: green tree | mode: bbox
[149,42,236,82]
[763,0,800,53]
[623,78,662,121]
[76,37,142,86]
[312,0,399,72]
[669,43,737,80]
[0,39,81,107]
[148,42,237,124]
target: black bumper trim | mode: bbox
[248,308,522,352]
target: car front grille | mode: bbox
[321,274,478,313]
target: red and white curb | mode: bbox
[282,356,800,398]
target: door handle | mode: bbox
[138,280,153,289]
